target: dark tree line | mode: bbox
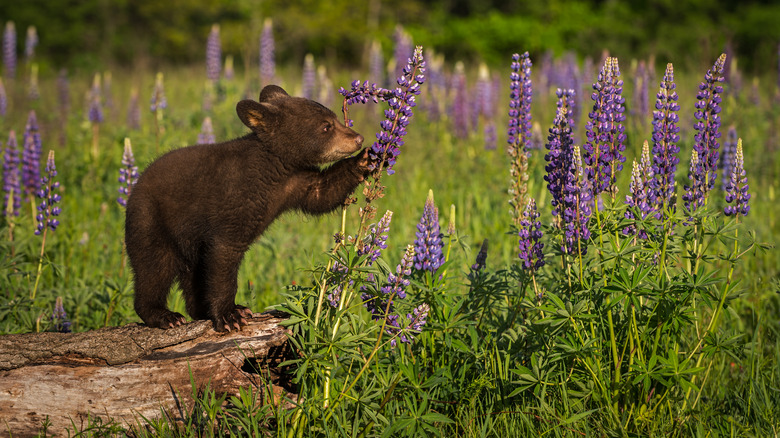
[1,0,778,73]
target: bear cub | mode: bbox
[125,85,369,331]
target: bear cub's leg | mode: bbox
[132,247,187,329]
[197,241,254,332]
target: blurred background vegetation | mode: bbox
[3,0,779,74]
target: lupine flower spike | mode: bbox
[517,198,545,272]
[624,141,653,238]
[692,53,726,203]
[22,110,42,198]
[507,52,532,225]
[151,72,167,150]
[32,152,62,297]
[118,138,138,208]
[0,77,6,116]
[724,139,749,218]
[35,151,61,236]
[2,130,21,216]
[51,296,71,333]
[89,74,104,160]
[414,190,445,273]
[582,57,627,203]
[3,21,16,79]
[25,26,37,60]
[259,18,275,86]
[683,149,706,216]
[198,116,215,144]
[206,24,221,83]
[649,63,681,218]
[302,54,316,100]
[544,107,591,256]
[720,126,738,192]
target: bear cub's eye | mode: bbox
[322,122,333,133]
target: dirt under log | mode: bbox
[0,311,295,436]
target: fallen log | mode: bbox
[0,311,295,437]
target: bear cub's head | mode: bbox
[237,85,364,167]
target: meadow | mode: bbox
[1,26,779,436]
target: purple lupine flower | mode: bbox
[364,47,424,175]
[24,26,37,60]
[582,57,627,200]
[2,130,21,216]
[388,302,430,347]
[692,53,726,199]
[682,149,706,216]
[426,55,445,121]
[206,24,221,82]
[518,198,545,272]
[259,18,275,85]
[338,47,425,176]
[317,65,334,109]
[451,61,469,139]
[556,88,577,130]
[724,139,749,217]
[369,39,386,88]
[88,74,104,124]
[327,260,351,308]
[198,116,215,144]
[476,64,497,150]
[562,145,592,255]
[649,63,681,215]
[507,53,532,224]
[393,25,413,79]
[117,138,138,208]
[471,238,489,272]
[624,141,654,238]
[632,60,649,118]
[358,210,393,264]
[35,150,61,235]
[50,297,71,333]
[508,52,533,150]
[22,110,42,196]
[302,54,316,100]
[413,190,445,273]
[150,72,167,113]
[0,77,6,116]
[3,22,16,78]
[362,244,414,319]
[339,80,391,125]
[720,126,738,192]
[544,106,575,223]
[127,88,141,130]
[545,106,590,255]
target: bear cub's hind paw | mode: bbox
[145,311,187,329]
[214,305,254,332]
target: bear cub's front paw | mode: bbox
[354,148,372,180]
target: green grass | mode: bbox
[1,51,779,436]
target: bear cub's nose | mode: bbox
[355,134,364,147]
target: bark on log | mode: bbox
[0,311,295,437]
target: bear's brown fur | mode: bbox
[125,85,368,331]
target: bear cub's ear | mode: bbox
[236,100,277,131]
[259,85,289,102]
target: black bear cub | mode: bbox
[125,85,369,331]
